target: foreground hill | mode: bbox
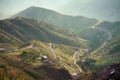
[0,17,87,48]
[0,39,87,80]
[11,6,98,33]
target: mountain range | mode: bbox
[59,0,120,22]
[0,6,120,80]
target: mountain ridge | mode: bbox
[11,6,98,33]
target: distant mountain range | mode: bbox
[59,0,120,22]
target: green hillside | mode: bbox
[89,35,120,70]
[79,28,108,50]
[0,17,89,80]
[0,17,87,48]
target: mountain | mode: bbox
[0,17,91,80]
[10,6,104,50]
[0,17,87,48]
[88,34,120,71]
[79,21,120,71]
[11,6,98,33]
[59,0,120,21]
[11,6,120,50]
[0,5,120,80]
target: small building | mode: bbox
[38,55,48,61]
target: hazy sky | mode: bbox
[0,0,70,19]
[0,0,119,21]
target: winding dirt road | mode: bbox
[73,51,83,72]
[91,20,102,29]
[49,43,56,59]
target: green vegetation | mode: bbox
[0,6,120,80]
[89,35,120,71]
[79,28,108,50]
[0,40,79,80]
[0,17,87,48]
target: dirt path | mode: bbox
[49,43,56,59]
[97,27,112,40]
[90,20,112,55]
[73,51,83,72]
[91,20,102,29]
[21,44,34,50]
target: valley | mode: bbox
[0,6,120,80]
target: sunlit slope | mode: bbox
[0,17,87,47]
[0,40,87,80]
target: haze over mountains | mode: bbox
[0,1,120,80]
[58,0,120,22]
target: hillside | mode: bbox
[0,17,90,79]
[0,17,87,48]
[78,21,120,50]
[79,28,108,50]
[96,21,120,38]
[88,34,120,71]
[0,39,88,80]
[0,52,72,80]
[11,6,98,33]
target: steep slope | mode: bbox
[79,28,108,50]
[79,21,120,50]
[74,21,120,72]
[0,17,87,48]
[11,6,98,33]
[59,0,120,21]
[89,34,120,70]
